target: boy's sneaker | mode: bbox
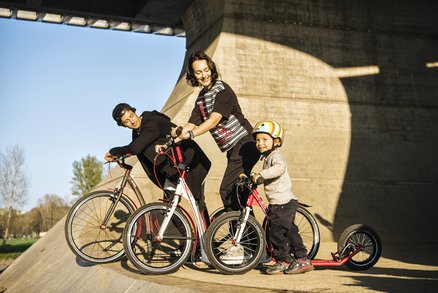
[284,258,314,274]
[266,261,290,275]
[220,244,244,265]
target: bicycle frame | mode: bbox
[101,160,146,228]
[311,243,364,267]
[234,177,367,268]
[234,187,267,243]
[154,154,210,263]
[65,155,152,264]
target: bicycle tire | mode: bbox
[123,202,193,275]
[204,211,266,274]
[263,205,320,260]
[295,206,320,259]
[337,224,382,270]
[64,190,135,264]
[209,207,226,223]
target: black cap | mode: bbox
[112,103,136,126]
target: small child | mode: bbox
[252,120,314,275]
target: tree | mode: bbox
[0,145,30,244]
[71,154,103,198]
[37,194,70,231]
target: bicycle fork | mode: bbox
[156,194,180,241]
[233,207,252,244]
[100,178,128,230]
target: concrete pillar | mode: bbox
[161,0,438,245]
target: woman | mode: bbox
[172,51,260,212]
[105,103,211,223]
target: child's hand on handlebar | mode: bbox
[251,173,264,185]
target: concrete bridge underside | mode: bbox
[134,0,438,250]
[2,0,438,268]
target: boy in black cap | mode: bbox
[105,103,212,225]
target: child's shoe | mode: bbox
[266,261,290,275]
[284,258,314,274]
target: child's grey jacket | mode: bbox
[259,149,298,205]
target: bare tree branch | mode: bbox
[0,145,30,243]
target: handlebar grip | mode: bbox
[105,153,130,164]
[164,134,174,149]
[239,173,248,180]
[175,126,183,137]
[256,176,264,185]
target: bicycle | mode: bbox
[121,135,211,275]
[205,174,381,274]
[65,155,146,264]
[204,173,320,274]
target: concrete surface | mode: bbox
[1,217,437,293]
[164,0,438,246]
[2,1,438,291]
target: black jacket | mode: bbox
[109,111,210,189]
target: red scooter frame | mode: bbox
[207,174,382,273]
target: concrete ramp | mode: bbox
[2,215,438,293]
[0,218,196,293]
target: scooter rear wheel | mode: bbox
[337,224,382,270]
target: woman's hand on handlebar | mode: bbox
[156,126,186,154]
[170,126,180,138]
[171,125,194,141]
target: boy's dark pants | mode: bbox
[268,199,308,263]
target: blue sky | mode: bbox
[0,18,186,211]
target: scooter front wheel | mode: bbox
[204,211,266,274]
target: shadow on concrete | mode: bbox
[351,269,438,293]
[75,256,97,267]
[120,258,144,275]
[312,264,438,292]
[206,0,438,266]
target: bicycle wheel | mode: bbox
[123,202,193,275]
[65,190,135,263]
[263,205,320,260]
[204,211,266,274]
[296,206,320,259]
[337,224,382,270]
[209,207,226,223]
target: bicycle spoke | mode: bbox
[66,192,134,263]
[123,204,193,274]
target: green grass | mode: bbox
[0,238,38,260]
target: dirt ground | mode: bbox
[0,259,14,274]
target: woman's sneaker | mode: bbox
[266,261,290,275]
[284,258,314,274]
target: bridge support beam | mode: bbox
[162,0,438,244]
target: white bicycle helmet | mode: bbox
[252,120,284,147]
